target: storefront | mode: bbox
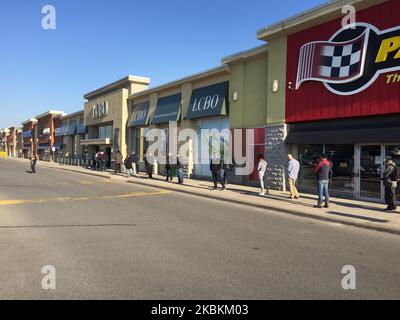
[1,129,9,153]
[82,75,150,169]
[21,119,38,159]
[152,93,182,173]
[35,111,65,162]
[186,81,230,178]
[258,0,400,201]
[128,66,231,179]
[57,111,87,165]
[128,101,151,167]
[222,45,271,186]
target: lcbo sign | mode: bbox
[132,109,147,122]
[191,94,220,112]
[92,101,109,119]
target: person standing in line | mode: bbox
[94,151,99,171]
[165,153,173,182]
[287,154,300,199]
[145,153,153,179]
[177,155,184,184]
[314,154,332,208]
[114,150,123,174]
[124,153,133,178]
[131,152,138,175]
[30,153,37,174]
[381,158,398,212]
[102,151,109,172]
[257,154,268,196]
[210,153,225,190]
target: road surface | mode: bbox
[0,159,399,299]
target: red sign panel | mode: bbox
[286,0,400,123]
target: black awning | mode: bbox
[130,101,150,127]
[66,120,77,135]
[186,81,228,120]
[286,115,400,144]
[76,119,86,134]
[152,94,181,124]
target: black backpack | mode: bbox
[391,166,400,182]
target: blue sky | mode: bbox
[0,0,326,129]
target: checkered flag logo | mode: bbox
[296,29,369,89]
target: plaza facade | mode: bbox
[2,0,396,201]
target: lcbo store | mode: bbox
[259,0,400,202]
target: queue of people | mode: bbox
[38,147,397,213]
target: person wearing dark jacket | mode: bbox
[381,158,398,211]
[165,153,173,182]
[145,153,153,179]
[124,152,134,178]
[314,154,332,208]
[210,153,225,190]
[30,153,37,174]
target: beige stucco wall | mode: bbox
[84,88,129,160]
[228,53,268,129]
[266,36,287,125]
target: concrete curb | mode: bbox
[50,166,112,179]
[127,180,400,236]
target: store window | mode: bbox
[298,144,354,193]
[298,144,323,188]
[325,145,355,193]
[99,125,113,140]
[385,145,400,200]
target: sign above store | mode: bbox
[130,102,150,127]
[152,94,181,124]
[186,82,228,119]
[92,101,109,119]
[295,23,400,95]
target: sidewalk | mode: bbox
[6,157,400,235]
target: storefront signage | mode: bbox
[296,23,400,95]
[187,82,228,119]
[92,101,109,119]
[130,102,150,127]
[23,131,32,139]
[42,128,50,135]
[152,94,181,124]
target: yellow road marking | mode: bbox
[100,190,169,199]
[0,190,170,206]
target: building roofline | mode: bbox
[61,110,84,120]
[35,111,66,119]
[221,44,268,64]
[129,65,230,100]
[21,118,38,125]
[257,0,389,41]
[84,75,151,100]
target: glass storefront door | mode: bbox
[385,145,400,201]
[355,145,383,200]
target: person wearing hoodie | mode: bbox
[381,158,398,212]
[314,154,332,208]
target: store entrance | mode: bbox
[355,145,383,201]
[355,144,400,202]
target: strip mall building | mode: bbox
[257,0,400,201]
